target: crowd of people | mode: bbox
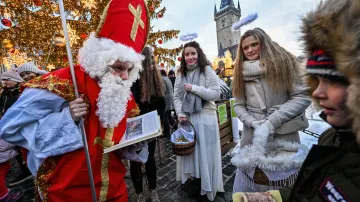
[0,0,360,201]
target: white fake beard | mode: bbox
[96,71,132,128]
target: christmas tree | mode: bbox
[0,0,182,71]
[147,0,182,67]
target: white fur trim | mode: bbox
[231,123,309,172]
[78,33,144,83]
[231,139,309,172]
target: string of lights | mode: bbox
[0,0,182,71]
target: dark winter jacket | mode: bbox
[0,86,20,117]
[169,76,175,90]
[168,70,176,90]
[130,79,165,120]
[280,110,360,202]
[280,115,360,202]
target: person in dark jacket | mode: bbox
[168,69,176,89]
[280,1,360,201]
[160,69,175,136]
[130,46,165,202]
[0,69,24,201]
[0,68,23,118]
[232,0,360,201]
[168,69,178,126]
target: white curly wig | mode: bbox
[78,33,144,128]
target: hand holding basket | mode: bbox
[171,121,196,156]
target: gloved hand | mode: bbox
[252,120,275,154]
[250,120,266,130]
[254,120,275,135]
[116,141,148,163]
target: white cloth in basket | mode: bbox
[170,123,195,145]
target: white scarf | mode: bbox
[242,60,265,81]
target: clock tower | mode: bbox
[214,0,241,60]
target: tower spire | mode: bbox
[220,0,233,9]
[238,0,240,9]
[214,4,217,16]
[219,0,225,9]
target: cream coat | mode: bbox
[234,74,311,148]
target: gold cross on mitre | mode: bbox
[128,3,144,41]
[94,128,115,202]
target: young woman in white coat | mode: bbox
[231,28,311,192]
[174,41,224,201]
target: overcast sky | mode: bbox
[152,0,322,65]
[0,0,323,66]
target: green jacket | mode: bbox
[280,127,360,202]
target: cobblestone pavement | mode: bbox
[7,137,236,202]
[6,159,35,202]
[126,137,236,202]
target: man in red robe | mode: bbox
[0,0,150,201]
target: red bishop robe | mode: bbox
[24,65,139,202]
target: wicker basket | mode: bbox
[246,167,293,186]
[171,121,196,156]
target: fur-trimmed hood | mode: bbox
[301,0,360,143]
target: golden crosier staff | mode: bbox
[57,0,97,201]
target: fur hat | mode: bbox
[301,0,360,142]
[0,68,24,83]
[18,62,48,75]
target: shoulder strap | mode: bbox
[249,82,267,110]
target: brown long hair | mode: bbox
[179,41,210,76]
[232,28,300,99]
[140,46,165,103]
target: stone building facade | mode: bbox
[214,0,241,60]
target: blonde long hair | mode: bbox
[232,28,300,99]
